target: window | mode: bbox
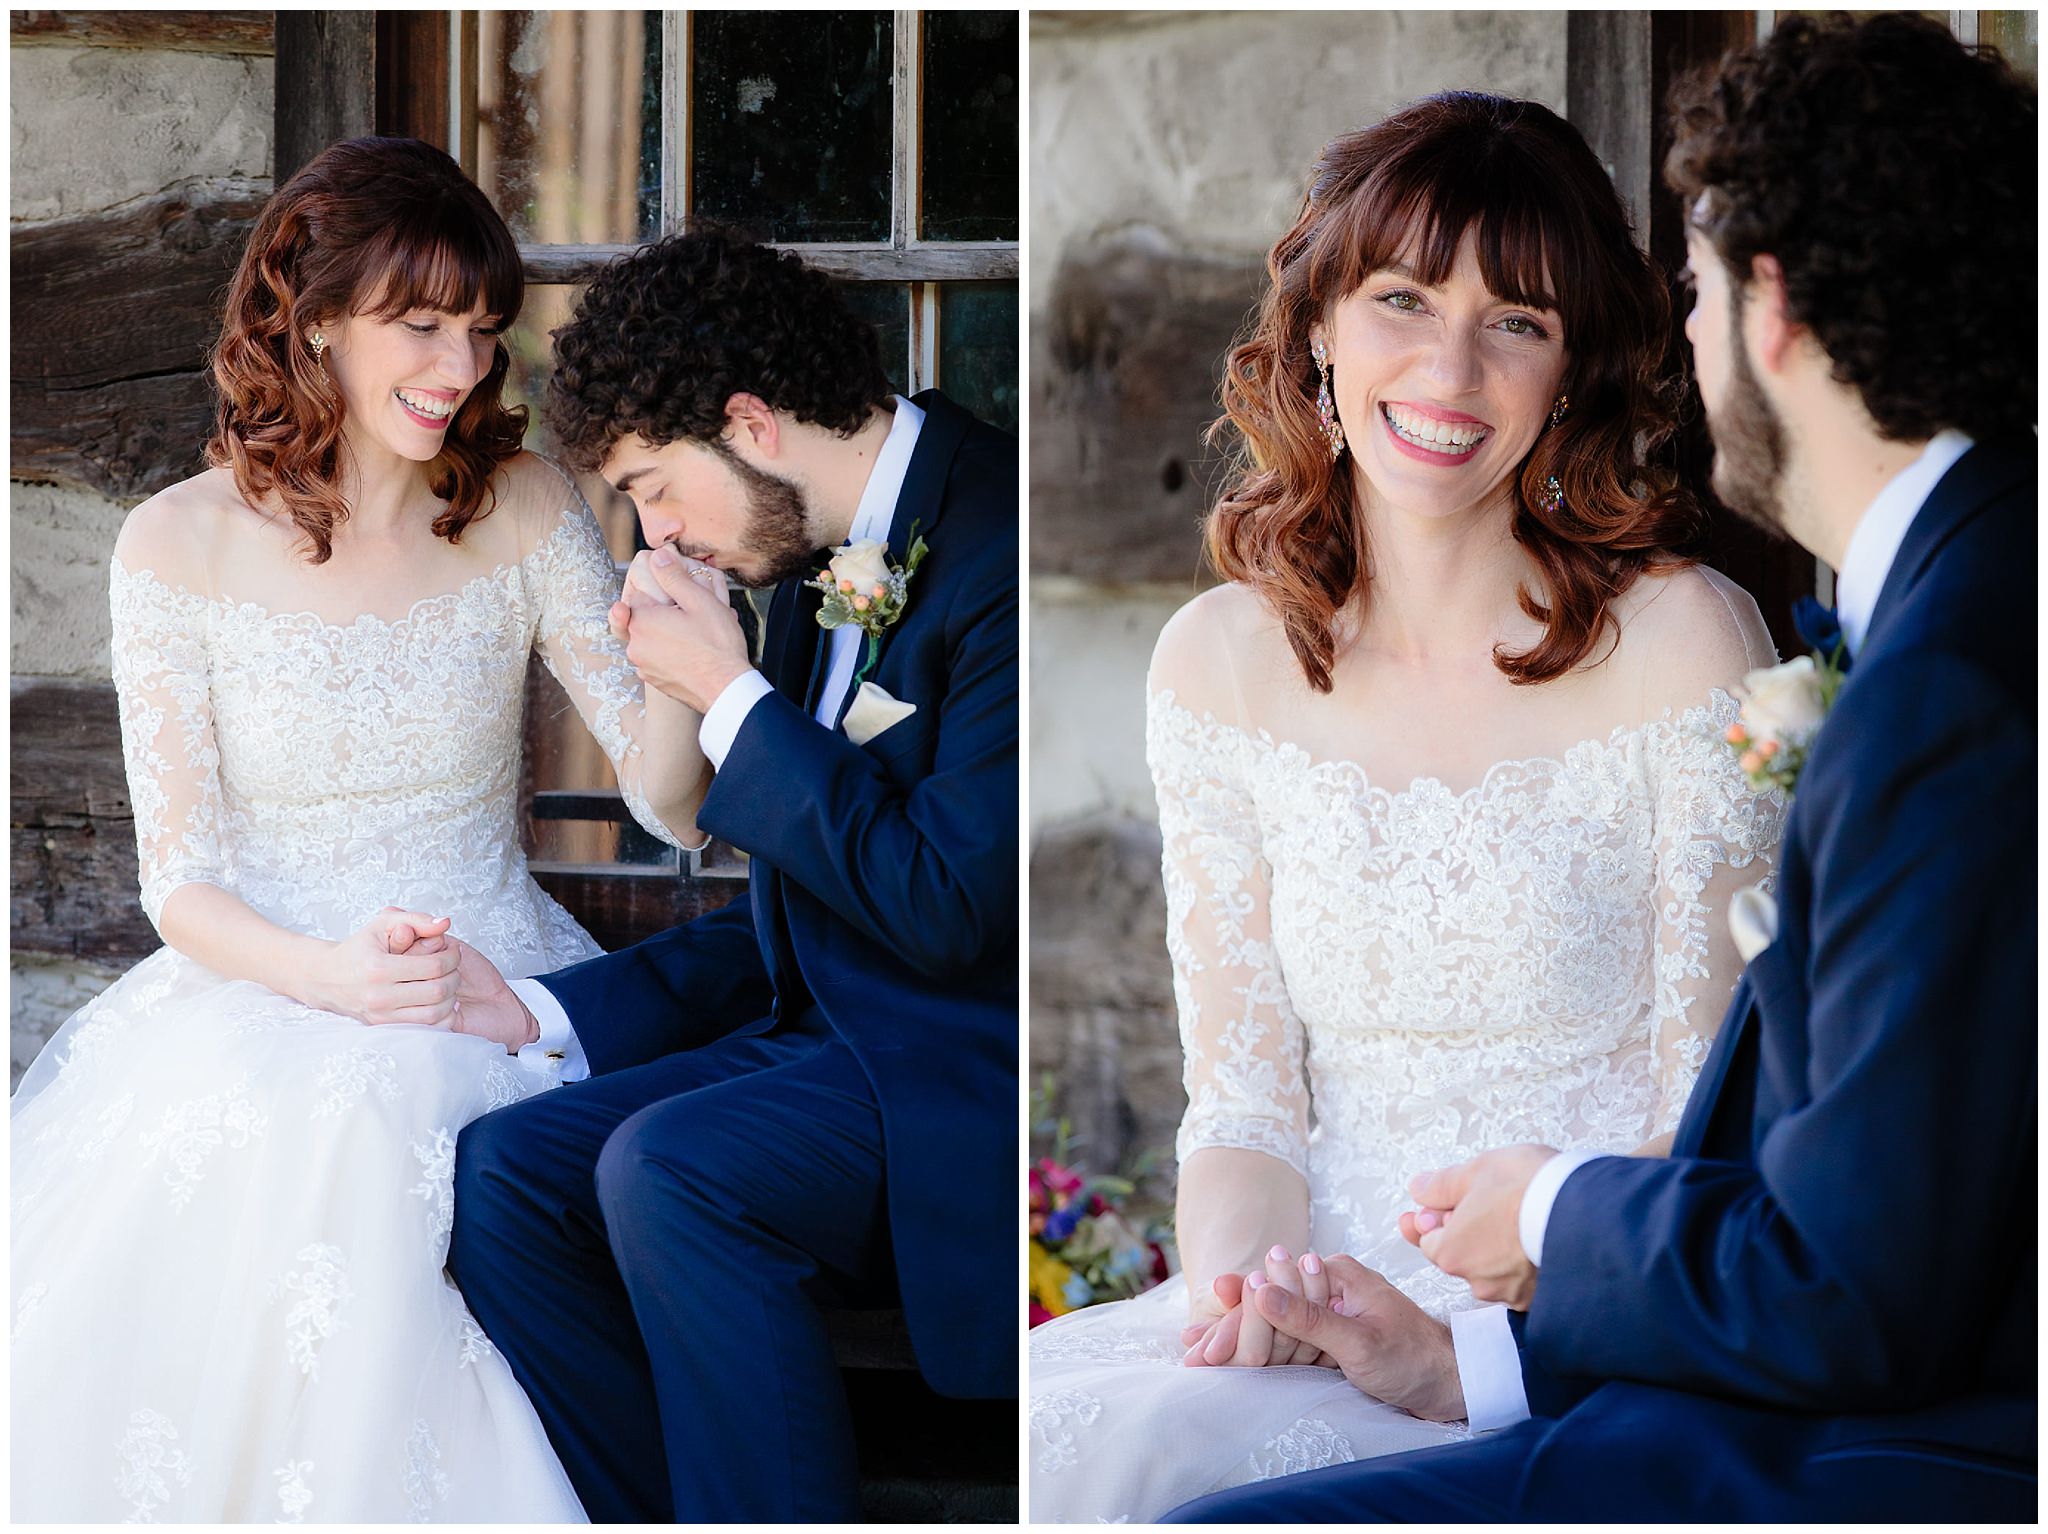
[451,10,1018,936]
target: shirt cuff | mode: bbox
[697,669,775,770]
[1520,1149,1606,1268]
[1448,1305,1531,1432]
[510,978,589,1085]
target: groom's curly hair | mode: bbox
[1665,13,2036,443]
[544,226,892,472]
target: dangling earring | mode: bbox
[310,332,328,361]
[1541,474,1566,517]
[1548,392,1569,429]
[1311,338,1346,461]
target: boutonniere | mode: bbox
[1723,599,1848,796]
[805,524,928,685]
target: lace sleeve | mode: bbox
[1148,688,1312,1179]
[1644,690,1787,1134]
[525,477,688,851]
[110,561,225,931]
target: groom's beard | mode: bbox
[1705,295,1791,537]
[708,443,826,589]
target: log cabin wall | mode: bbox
[10,11,275,1082]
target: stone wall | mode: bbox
[1027,11,1568,1198]
[10,20,274,1082]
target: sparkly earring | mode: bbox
[310,332,327,361]
[1541,474,1566,517]
[1548,392,1569,429]
[1311,338,1346,461]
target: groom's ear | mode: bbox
[721,391,781,459]
[1742,254,1798,374]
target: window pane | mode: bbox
[690,12,893,242]
[838,281,913,398]
[920,12,1019,242]
[937,282,1018,434]
[1981,11,2037,83]
[475,11,659,244]
[502,284,644,561]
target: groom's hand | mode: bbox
[1250,1255,1467,1422]
[1403,1145,1555,1310]
[443,939,540,1055]
[611,545,751,712]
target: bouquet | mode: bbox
[1028,1080,1173,1326]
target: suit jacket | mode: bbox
[1509,440,2037,1513]
[537,391,1018,1400]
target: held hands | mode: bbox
[304,907,459,1027]
[368,923,538,1055]
[1180,1247,1333,1369]
[1401,1144,1557,1310]
[608,545,749,713]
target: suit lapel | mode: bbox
[1859,442,2028,666]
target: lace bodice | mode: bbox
[108,465,684,977]
[1149,680,1782,1318]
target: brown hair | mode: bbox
[206,136,528,564]
[1207,92,1697,692]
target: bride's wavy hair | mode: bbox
[1208,92,1698,692]
[207,136,528,564]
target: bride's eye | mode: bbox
[1497,314,1550,339]
[1380,290,1426,313]
[403,321,438,337]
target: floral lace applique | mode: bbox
[274,1460,314,1523]
[114,1407,193,1522]
[409,1128,458,1251]
[1029,1388,1104,1475]
[310,1049,402,1118]
[402,1420,450,1521]
[138,1076,268,1212]
[270,1244,354,1380]
[1248,1418,1355,1480]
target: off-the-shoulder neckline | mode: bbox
[109,499,596,636]
[1149,686,1745,804]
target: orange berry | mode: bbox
[1739,750,1763,774]
[1725,723,1748,745]
[853,594,871,611]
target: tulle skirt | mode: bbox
[11,948,587,1522]
[1027,1280,1470,1523]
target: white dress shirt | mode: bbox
[1449,429,1979,1429]
[510,396,927,1080]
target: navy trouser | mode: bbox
[449,1015,892,1523]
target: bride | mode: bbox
[1029,93,1785,1521]
[11,137,711,1521]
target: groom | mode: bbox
[440,229,1017,1521]
[1169,14,2034,1522]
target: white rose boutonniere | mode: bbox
[805,523,929,686]
[1724,651,1843,796]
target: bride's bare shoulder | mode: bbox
[1612,562,1778,714]
[113,468,266,582]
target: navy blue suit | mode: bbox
[450,392,1017,1522]
[1170,442,2036,1523]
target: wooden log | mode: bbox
[10,11,273,55]
[376,12,450,150]
[520,242,1020,286]
[274,12,375,185]
[1030,242,1263,582]
[11,179,267,500]
[10,680,157,963]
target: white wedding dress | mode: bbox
[11,460,686,1522]
[1029,573,1784,1522]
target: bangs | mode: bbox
[1313,119,1586,332]
[359,200,523,325]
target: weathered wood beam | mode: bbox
[520,242,1020,287]
[376,11,451,150]
[275,12,376,185]
[1568,11,1654,247]
[10,680,157,963]
[11,178,267,500]
[10,10,273,55]
[1029,242,1261,582]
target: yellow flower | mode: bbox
[1029,1239,1076,1317]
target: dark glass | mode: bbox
[639,12,663,232]
[920,11,1019,241]
[474,10,655,242]
[838,281,913,397]
[937,283,1018,434]
[691,12,893,242]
